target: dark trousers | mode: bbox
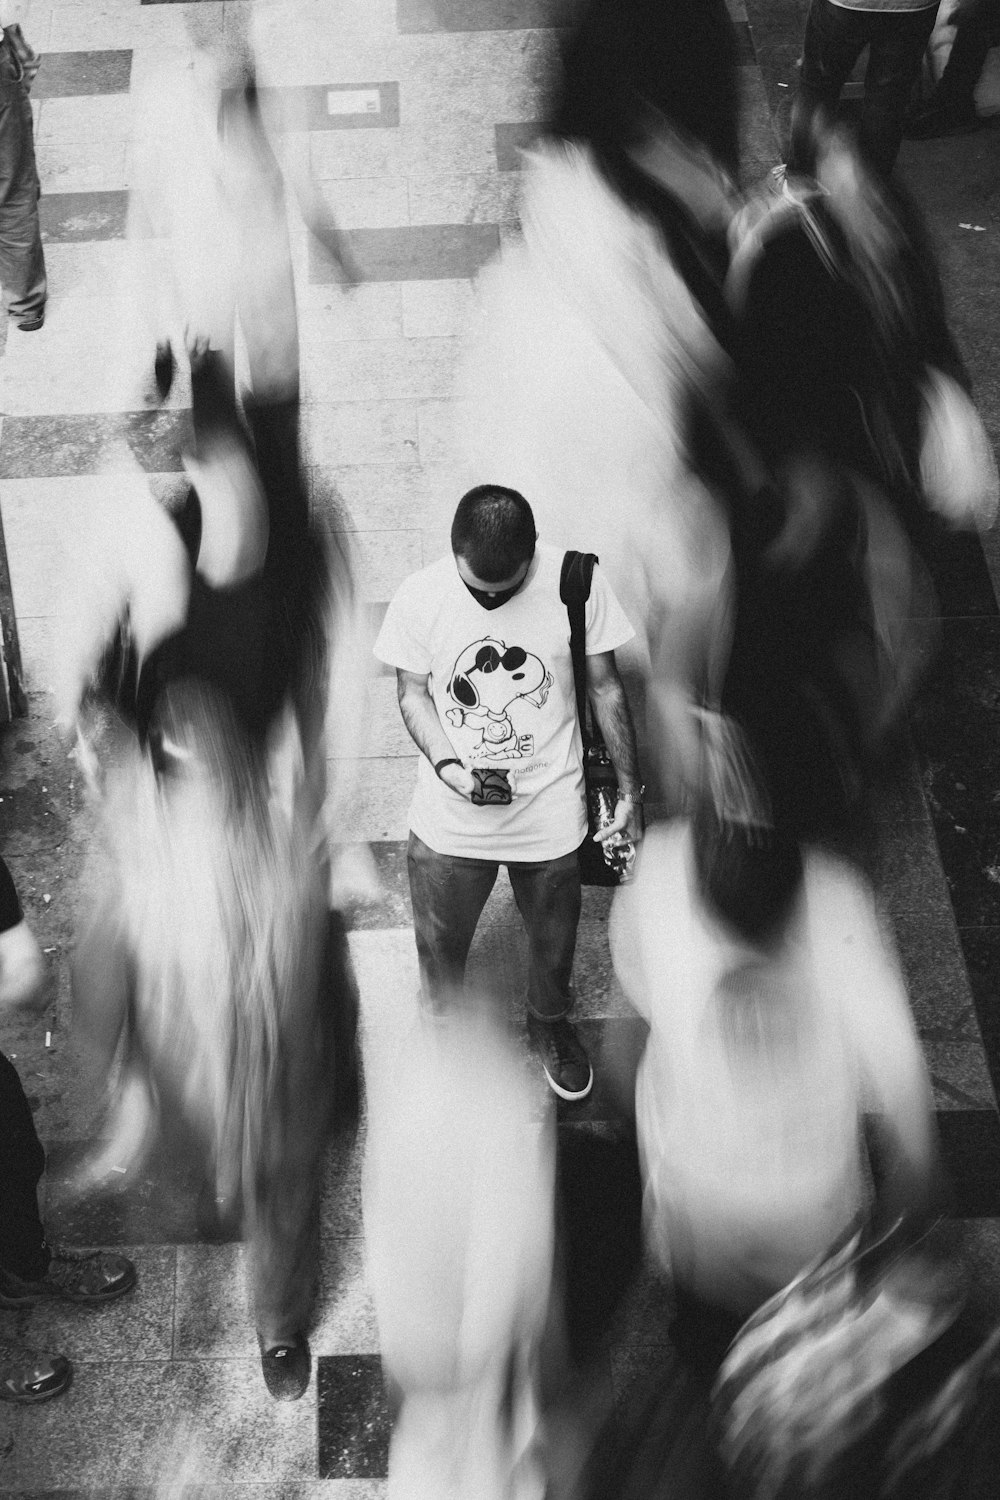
[0,1051,50,1280]
[789,0,939,176]
[0,36,46,320]
[406,832,582,1020]
[937,0,1000,102]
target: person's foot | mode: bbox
[0,1246,137,1307]
[258,1332,311,1402]
[0,1339,72,1404]
[15,311,44,332]
[904,96,980,139]
[154,340,176,399]
[527,1015,593,1101]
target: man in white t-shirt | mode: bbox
[374,485,643,1101]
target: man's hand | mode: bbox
[438,762,478,800]
[594,797,644,847]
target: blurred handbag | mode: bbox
[2,23,41,90]
[561,550,633,887]
[712,1218,1000,1500]
[919,366,999,531]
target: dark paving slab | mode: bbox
[937,1109,1000,1216]
[255,81,400,131]
[310,223,500,284]
[397,0,577,33]
[39,190,129,243]
[922,520,999,619]
[317,1354,392,1479]
[0,411,190,477]
[910,618,1000,928]
[32,50,132,98]
[959,926,1000,1107]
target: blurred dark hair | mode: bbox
[692,803,804,949]
[451,485,536,583]
[550,0,740,179]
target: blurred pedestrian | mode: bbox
[0,9,45,331]
[1,855,136,1405]
[907,0,1000,133]
[786,0,941,179]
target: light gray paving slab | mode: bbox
[330,755,414,843]
[301,400,420,467]
[21,1246,176,1364]
[302,336,461,404]
[407,170,522,226]
[400,279,476,337]
[299,281,404,343]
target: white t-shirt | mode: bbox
[374,543,635,861]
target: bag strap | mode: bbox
[560,550,599,747]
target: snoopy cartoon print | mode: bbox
[445,637,553,759]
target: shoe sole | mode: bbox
[538,1060,594,1102]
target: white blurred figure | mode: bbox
[610,780,943,1334]
[363,1009,556,1500]
[452,0,742,804]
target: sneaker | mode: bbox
[0,1339,72,1405]
[258,1332,311,1402]
[527,1015,593,1102]
[0,1247,137,1307]
[15,312,44,332]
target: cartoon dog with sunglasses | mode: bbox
[445,637,553,759]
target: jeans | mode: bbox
[407,832,582,1020]
[789,0,939,176]
[0,34,45,320]
[0,1051,51,1280]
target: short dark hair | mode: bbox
[692,804,804,950]
[451,485,536,583]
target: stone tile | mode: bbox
[320,1127,365,1242]
[889,907,979,1035]
[960,926,1000,1106]
[43,1138,207,1247]
[174,1243,255,1359]
[35,137,128,193]
[347,928,421,1063]
[495,120,542,169]
[312,223,499,284]
[415,397,459,463]
[925,1037,997,1111]
[31,238,135,298]
[303,337,460,403]
[962,1218,1000,1315]
[299,282,403,342]
[311,129,404,181]
[343,526,423,600]
[739,61,781,165]
[40,188,129,242]
[308,461,467,532]
[331,756,414,842]
[868,814,953,920]
[0,1358,316,1488]
[1,314,161,417]
[400,279,475,337]
[34,92,132,144]
[257,81,400,132]
[398,117,501,176]
[936,1109,1000,1217]
[301,401,419,467]
[21,1246,176,1364]
[396,0,575,32]
[317,1354,392,1479]
[32,47,133,97]
[407,170,521,226]
[312,1237,380,1356]
[309,176,409,230]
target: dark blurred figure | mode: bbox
[907,0,1000,135]
[62,74,359,1407]
[0,12,45,331]
[1,855,135,1406]
[786,0,940,178]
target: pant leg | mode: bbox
[788,0,871,174]
[0,1052,50,1279]
[0,43,45,320]
[507,850,582,1022]
[863,7,940,174]
[937,0,1000,102]
[406,833,499,1011]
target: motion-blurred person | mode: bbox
[374,485,642,1101]
[453,0,739,807]
[363,1007,555,1500]
[785,0,941,180]
[0,9,44,331]
[1,855,135,1405]
[610,785,945,1381]
[907,0,1000,134]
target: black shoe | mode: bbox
[0,1247,137,1307]
[16,311,44,332]
[258,1332,311,1402]
[527,1015,593,1101]
[904,97,979,139]
[0,1340,72,1405]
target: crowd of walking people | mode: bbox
[3,0,1000,1494]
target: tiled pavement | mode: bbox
[1,0,1000,1490]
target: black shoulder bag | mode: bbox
[560,550,627,888]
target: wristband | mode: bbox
[434,757,463,779]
